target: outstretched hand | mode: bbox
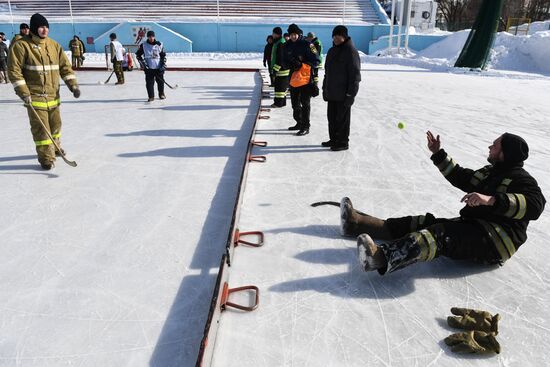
[427,131,441,153]
[461,192,495,207]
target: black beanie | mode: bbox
[20,23,29,30]
[272,27,282,36]
[109,33,117,40]
[332,25,348,38]
[287,23,302,35]
[501,133,529,164]
[147,30,155,37]
[30,13,49,36]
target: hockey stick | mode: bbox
[27,104,77,167]
[159,75,178,89]
[100,70,115,84]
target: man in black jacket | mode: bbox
[284,23,320,136]
[322,25,361,151]
[341,131,545,275]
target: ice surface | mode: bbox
[212,66,550,366]
[0,70,259,367]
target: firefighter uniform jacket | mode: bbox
[271,38,289,77]
[8,34,78,110]
[431,149,546,261]
[68,39,83,57]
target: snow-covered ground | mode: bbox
[1,55,549,367]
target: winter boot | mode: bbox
[296,128,309,136]
[340,197,393,239]
[40,161,55,170]
[373,229,439,274]
[321,140,334,147]
[288,124,300,131]
[357,234,387,272]
[159,94,166,100]
[148,97,154,102]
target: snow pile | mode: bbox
[369,27,550,76]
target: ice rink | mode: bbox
[0,70,260,366]
[1,63,550,367]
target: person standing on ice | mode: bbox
[136,30,166,102]
[322,25,361,151]
[340,131,546,275]
[10,23,30,49]
[283,23,320,136]
[305,31,323,85]
[109,33,125,85]
[68,35,83,69]
[270,27,290,108]
[0,34,8,83]
[8,13,80,170]
[263,35,274,86]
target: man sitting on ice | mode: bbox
[342,131,545,274]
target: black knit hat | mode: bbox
[109,33,117,40]
[501,133,529,164]
[332,25,348,38]
[30,13,49,36]
[20,23,30,30]
[287,23,302,35]
[147,30,155,37]
[272,27,282,36]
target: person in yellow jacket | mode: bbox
[68,35,83,69]
[10,23,30,50]
[8,13,80,170]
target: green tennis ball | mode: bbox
[397,121,405,129]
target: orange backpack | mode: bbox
[289,63,311,88]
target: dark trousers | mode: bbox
[327,101,351,145]
[385,214,500,265]
[273,75,289,107]
[290,85,312,129]
[144,69,165,98]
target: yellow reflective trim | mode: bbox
[477,220,514,261]
[31,99,60,108]
[442,158,456,177]
[496,178,512,193]
[420,229,437,261]
[493,225,516,257]
[274,92,287,97]
[470,171,487,186]
[513,194,527,219]
[63,74,76,81]
[504,193,518,217]
[24,64,60,71]
[35,138,53,146]
[273,64,281,71]
[276,70,290,77]
[52,133,61,139]
[436,156,451,170]
[12,79,26,88]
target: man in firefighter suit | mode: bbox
[270,26,289,108]
[136,30,166,102]
[8,13,80,170]
[109,33,125,85]
[283,23,319,136]
[68,35,83,69]
[340,131,545,274]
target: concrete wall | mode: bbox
[0,21,446,55]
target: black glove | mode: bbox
[111,57,116,63]
[72,87,81,99]
[158,63,166,72]
[344,94,355,108]
[21,95,32,105]
[310,84,319,97]
[291,59,302,71]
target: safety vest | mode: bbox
[289,63,311,88]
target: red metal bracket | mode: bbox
[258,115,270,120]
[248,155,266,163]
[234,229,264,247]
[251,141,267,147]
[260,108,271,113]
[221,282,260,312]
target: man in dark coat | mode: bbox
[263,35,274,86]
[322,25,361,151]
[342,132,545,275]
[283,23,320,136]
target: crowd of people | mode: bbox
[263,23,361,151]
